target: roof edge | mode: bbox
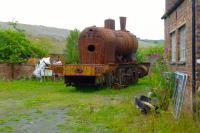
[161,0,184,19]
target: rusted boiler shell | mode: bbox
[78,27,116,64]
[115,30,138,58]
[78,26,138,64]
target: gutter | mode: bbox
[192,0,196,113]
[161,0,184,19]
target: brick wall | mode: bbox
[0,63,35,80]
[165,0,178,12]
[195,0,200,95]
[164,0,193,111]
[0,64,12,80]
[14,64,35,79]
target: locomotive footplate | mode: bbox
[63,64,117,87]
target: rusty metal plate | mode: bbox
[49,65,64,75]
[63,64,117,76]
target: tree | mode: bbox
[64,29,80,64]
[9,21,25,33]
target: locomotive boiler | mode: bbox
[63,17,150,88]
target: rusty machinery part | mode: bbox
[137,63,150,78]
[49,65,64,75]
[112,83,121,90]
[78,17,138,64]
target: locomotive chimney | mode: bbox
[104,19,115,30]
[120,17,126,31]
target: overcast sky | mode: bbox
[0,0,165,40]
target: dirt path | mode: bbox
[0,108,68,133]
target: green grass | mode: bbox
[0,78,199,133]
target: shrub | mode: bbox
[64,29,80,64]
[149,60,173,111]
[0,29,47,63]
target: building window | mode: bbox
[171,32,176,63]
[178,25,186,63]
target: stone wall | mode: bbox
[0,63,35,80]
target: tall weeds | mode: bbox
[137,45,174,110]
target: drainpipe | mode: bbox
[192,0,196,113]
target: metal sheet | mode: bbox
[172,71,188,119]
[63,64,117,76]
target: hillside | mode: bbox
[0,22,70,54]
[0,22,163,54]
[138,39,164,47]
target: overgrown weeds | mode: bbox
[137,45,173,111]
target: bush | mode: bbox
[149,60,173,111]
[0,29,46,63]
[64,29,80,64]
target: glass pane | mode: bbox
[179,26,186,62]
[171,32,176,62]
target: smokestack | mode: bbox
[120,17,126,31]
[104,19,115,30]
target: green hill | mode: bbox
[138,39,164,47]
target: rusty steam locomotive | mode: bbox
[62,17,150,88]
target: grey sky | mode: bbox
[0,0,165,39]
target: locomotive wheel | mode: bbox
[132,72,139,84]
[112,83,121,89]
[98,76,105,88]
[105,72,114,88]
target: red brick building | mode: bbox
[162,0,200,113]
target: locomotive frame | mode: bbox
[63,63,150,88]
